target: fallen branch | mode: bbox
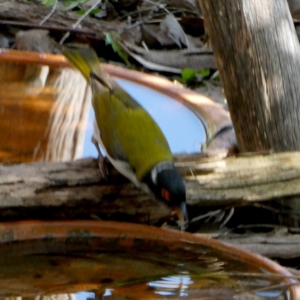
[0,0,125,40]
[1,152,300,223]
[0,158,171,223]
[181,151,300,207]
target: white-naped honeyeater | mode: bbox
[63,47,188,224]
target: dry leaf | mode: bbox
[109,0,142,11]
[15,30,59,53]
[160,14,189,48]
[95,2,117,20]
[179,15,205,37]
[195,81,226,108]
[0,34,9,48]
[141,25,160,48]
[165,0,199,13]
[121,41,216,73]
[141,24,174,48]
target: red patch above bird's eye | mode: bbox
[161,188,170,202]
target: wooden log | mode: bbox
[0,158,171,223]
[0,0,125,40]
[181,151,300,206]
[1,152,300,223]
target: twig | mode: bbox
[59,0,102,45]
[253,203,300,221]
[0,21,96,36]
[190,209,222,223]
[40,0,58,25]
[219,207,235,228]
[143,0,170,14]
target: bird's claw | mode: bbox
[92,135,108,180]
[97,156,108,180]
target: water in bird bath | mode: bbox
[0,221,293,300]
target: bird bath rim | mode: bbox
[0,49,232,145]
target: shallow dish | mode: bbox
[0,220,297,299]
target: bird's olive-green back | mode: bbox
[92,80,173,180]
[63,47,173,180]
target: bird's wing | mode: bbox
[91,77,173,181]
[112,93,173,180]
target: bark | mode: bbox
[2,152,300,224]
[199,0,300,152]
[0,158,171,223]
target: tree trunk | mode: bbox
[199,0,300,152]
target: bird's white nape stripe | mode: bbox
[151,161,174,184]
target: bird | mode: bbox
[63,47,188,224]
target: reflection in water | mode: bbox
[71,274,289,299]
[43,68,91,161]
[0,247,290,300]
[76,292,95,300]
[0,61,91,163]
[36,295,76,300]
[0,229,289,300]
[0,61,206,164]
[148,275,193,297]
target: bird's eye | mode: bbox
[161,188,170,202]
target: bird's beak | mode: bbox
[173,202,189,230]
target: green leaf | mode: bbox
[41,0,56,6]
[181,68,211,84]
[181,68,197,83]
[105,32,133,68]
[198,69,210,78]
[76,8,102,15]
[89,8,101,15]
[75,9,85,15]
[62,0,87,11]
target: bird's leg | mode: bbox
[91,135,108,179]
[173,203,189,231]
[177,219,189,232]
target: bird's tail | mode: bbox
[62,47,113,90]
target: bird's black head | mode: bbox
[142,163,188,221]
